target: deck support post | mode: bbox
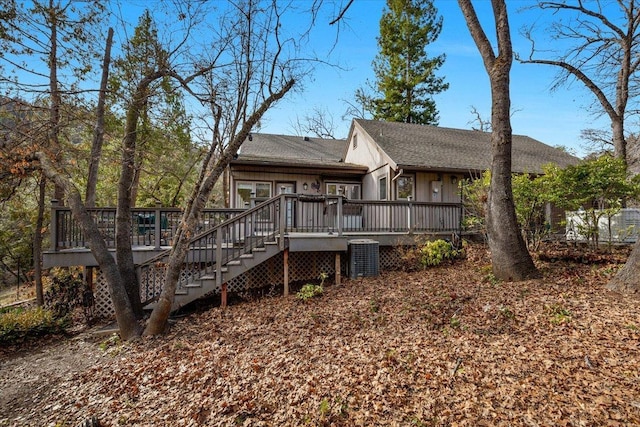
[283,248,289,297]
[335,252,341,285]
[221,283,227,309]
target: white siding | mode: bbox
[346,122,395,200]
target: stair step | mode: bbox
[174,289,189,295]
[239,254,254,259]
[227,260,242,266]
[184,283,201,289]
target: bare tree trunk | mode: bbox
[37,153,141,339]
[459,0,539,281]
[115,81,154,319]
[86,27,113,208]
[608,240,640,293]
[33,174,46,306]
[612,116,627,168]
[144,79,295,335]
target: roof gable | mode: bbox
[353,119,579,174]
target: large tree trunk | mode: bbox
[115,82,154,319]
[612,116,627,168]
[37,153,141,339]
[607,240,640,293]
[144,79,295,335]
[459,0,539,281]
[487,58,539,281]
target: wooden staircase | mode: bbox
[139,195,287,311]
[171,239,282,307]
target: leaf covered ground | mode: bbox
[1,243,640,426]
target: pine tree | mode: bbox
[371,0,448,125]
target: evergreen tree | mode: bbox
[371,0,448,124]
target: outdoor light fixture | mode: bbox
[303,182,308,191]
[451,176,458,185]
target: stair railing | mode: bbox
[138,194,287,305]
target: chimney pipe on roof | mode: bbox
[303,136,310,141]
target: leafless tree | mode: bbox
[1,0,106,307]
[458,0,540,281]
[519,0,640,168]
[468,106,491,132]
[290,106,338,139]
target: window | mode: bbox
[326,183,361,199]
[235,181,272,208]
[396,175,414,200]
[379,176,387,200]
[352,134,358,150]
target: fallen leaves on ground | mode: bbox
[1,243,639,426]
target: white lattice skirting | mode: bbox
[92,247,402,319]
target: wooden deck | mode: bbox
[46,195,463,265]
[45,195,464,311]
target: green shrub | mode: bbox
[297,284,324,301]
[0,306,66,344]
[421,239,460,267]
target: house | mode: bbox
[230,118,578,206]
[45,119,579,317]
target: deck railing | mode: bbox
[50,196,463,252]
[286,195,463,235]
[49,195,463,304]
[50,200,244,251]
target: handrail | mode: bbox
[138,194,285,304]
[50,201,244,251]
[283,195,463,234]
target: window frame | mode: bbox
[395,174,415,201]
[379,176,388,200]
[326,182,361,200]
[235,181,272,208]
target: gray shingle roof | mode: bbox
[234,133,365,170]
[355,119,579,174]
[239,133,343,160]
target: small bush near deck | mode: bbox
[421,239,461,267]
[0,306,67,344]
[297,284,324,301]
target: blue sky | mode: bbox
[2,0,610,158]
[259,0,611,158]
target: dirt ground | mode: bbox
[1,243,639,426]
[0,330,107,426]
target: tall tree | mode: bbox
[144,0,301,335]
[369,0,448,124]
[519,0,640,170]
[458,0,540,281]
[519,1,640,294]
[1,0,105,306]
